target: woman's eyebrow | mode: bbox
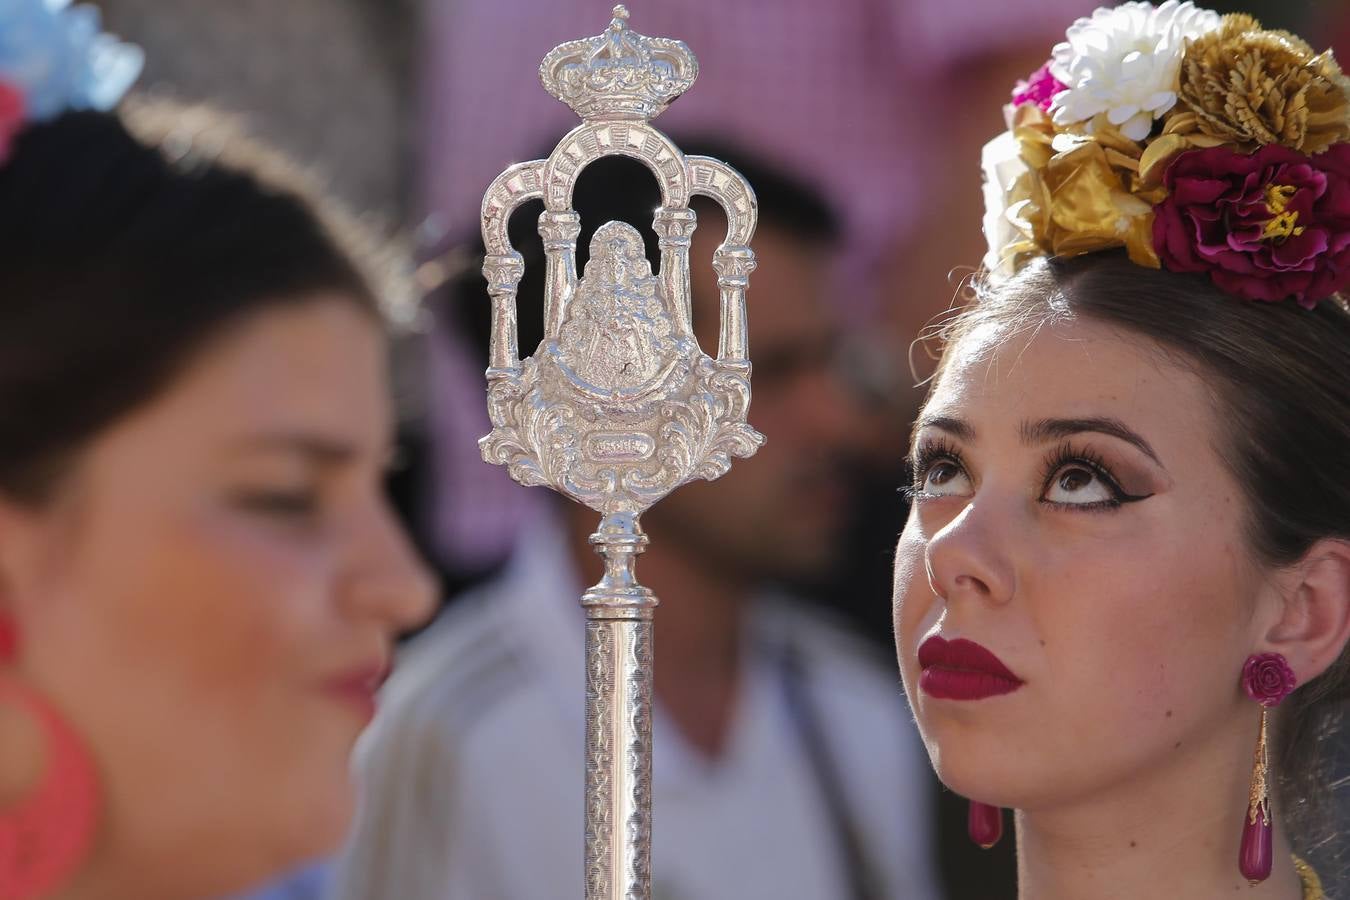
[912,414,1165,469]
[912,414,975,443]
[1019,417,1164,467]
[226,431,360,465]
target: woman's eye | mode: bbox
[920,460,972,497]
[232,490,320,519]
[1043,464,1114,505]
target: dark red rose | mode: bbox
[1242,653,1297,707]
[1153,143,1350,308]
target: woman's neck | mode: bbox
[1013,722,1306,900]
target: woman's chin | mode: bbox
[309,784,357,851]
[267,775,357,862]
[923,728,1037,809]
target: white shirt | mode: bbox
[329,518,939,900]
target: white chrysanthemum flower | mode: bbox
[1049,1,1221,141]
[980,132,1027,279]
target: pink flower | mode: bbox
[1153,143,1350,307]
[1012,62,1067,113]
[0,81,25,166]
[1242,653,1297,707]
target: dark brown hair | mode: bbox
[930,250,1350,858]
[0,103,383,503]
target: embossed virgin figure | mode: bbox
[557,222,681,392]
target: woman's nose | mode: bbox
[341,502,437,631]
[923,498,1016,609]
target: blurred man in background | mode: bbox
[328,148,942,900]
[92,2,1108,897]
[416,0,1099,585]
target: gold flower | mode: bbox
[1178,14,1350,154]
[1137,111,1234,188]
[1004,108,1161,269]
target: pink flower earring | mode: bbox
[968,800,1003,849]
[1238,652,1297,885]
[0,614,102,899]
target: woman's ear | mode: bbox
[0,497,21,609]
[1262,538,1350,685]
[0,497,28,663]
[0,492,63,623]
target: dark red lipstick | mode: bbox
[918,636,1023,700]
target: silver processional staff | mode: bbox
[477,6,763,899]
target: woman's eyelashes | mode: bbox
[1038,443,1154,510]
[904,439,1155,511]
[904,438,972,500]
[229,487,322,522]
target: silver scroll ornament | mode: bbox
[478,6,763,899]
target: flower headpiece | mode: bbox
[982,1,1350,308]
[0,0,143,164]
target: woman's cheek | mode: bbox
[893,529,933,682]
[173,510,330,677]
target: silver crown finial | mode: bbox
[539,6,698,122]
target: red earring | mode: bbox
[1238,652,1297,885]
[0,616,102,900]
[968,800,1004,849]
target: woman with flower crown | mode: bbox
[894,3,1350,899]
[0,3,434,898]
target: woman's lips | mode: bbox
[321,661,388,723]
[918,635,1024,700]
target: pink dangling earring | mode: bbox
[0,616,102,900]
[968,800,1003,849]
[1238,652,1297,885]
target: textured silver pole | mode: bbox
[583,514,655,899]
[478,8,762,897]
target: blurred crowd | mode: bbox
[82,1,1350,898]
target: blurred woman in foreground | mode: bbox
[0,3,434,897]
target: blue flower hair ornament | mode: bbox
[0,0,142,159]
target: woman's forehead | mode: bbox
[924,316,1211,438]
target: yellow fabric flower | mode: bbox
[1178,14,1350,154]
[1001,107,1162,269]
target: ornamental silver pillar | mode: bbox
[477,7,762,898]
